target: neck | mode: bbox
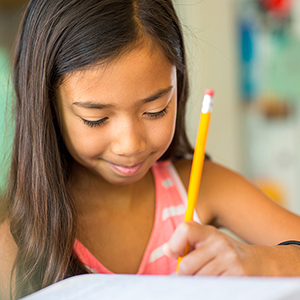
[70,162,153,213]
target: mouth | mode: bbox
[107,161,144,176]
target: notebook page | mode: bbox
[22,274,300,300]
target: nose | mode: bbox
[110,118,146,157]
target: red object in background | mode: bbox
[259,0,291,18]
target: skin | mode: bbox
[58,40,300,276]
[2,38,300,299]
[0,220,17,299]
[165,160,300,275]
[57,41,178,274]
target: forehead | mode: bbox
[58,43,177,105]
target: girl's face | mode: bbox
[57,44,177,186]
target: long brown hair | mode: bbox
[7,0,193,298]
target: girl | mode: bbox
[1,0,300,299]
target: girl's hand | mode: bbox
[163,221,287,276]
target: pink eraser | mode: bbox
[205,89,214,97]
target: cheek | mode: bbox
[61,117,106,159]
[149,108,177,151]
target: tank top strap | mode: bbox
[166,161,202,224]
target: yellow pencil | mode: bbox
[176,89,214,273]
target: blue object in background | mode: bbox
[240,18,256,101]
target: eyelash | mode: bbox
[82,106,168,128]
[82,118,107,128]
[145,106,168,119]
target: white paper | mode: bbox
[21,274,300,300]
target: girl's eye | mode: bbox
[145,106,168,119]
[82,106,168,127]
[82,118,107,128]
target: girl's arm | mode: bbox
[164,220,300,276]
[0,220,17,300]
[165,159,300,276]
[199,160,300,244]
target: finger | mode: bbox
[168,222,214,257]
[178,235,228,275]
[178,244,217,275]
[162,242,179,259]
[219,264,246,276]
[195,245,247,276]
[194,256,227,276]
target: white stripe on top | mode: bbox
[166,162,202,224]
[162,205,185,221]
[148,246,165,263]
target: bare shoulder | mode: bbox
[197,160,267,225]
[173,159,300,244]
[0,219,17,299]
[172,158,240,224]
[199,161,300,244]
[198,160,269,213]
[201,159,249,188]
[173,158,258,208]
[172,157,232,186]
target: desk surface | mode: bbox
[22,274,300,300]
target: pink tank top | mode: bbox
[73,160,201,275]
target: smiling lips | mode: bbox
[108,162,143,176]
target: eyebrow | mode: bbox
[72,86,173,109]
[141,86,173,103]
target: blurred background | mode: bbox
[1,0,300,214]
